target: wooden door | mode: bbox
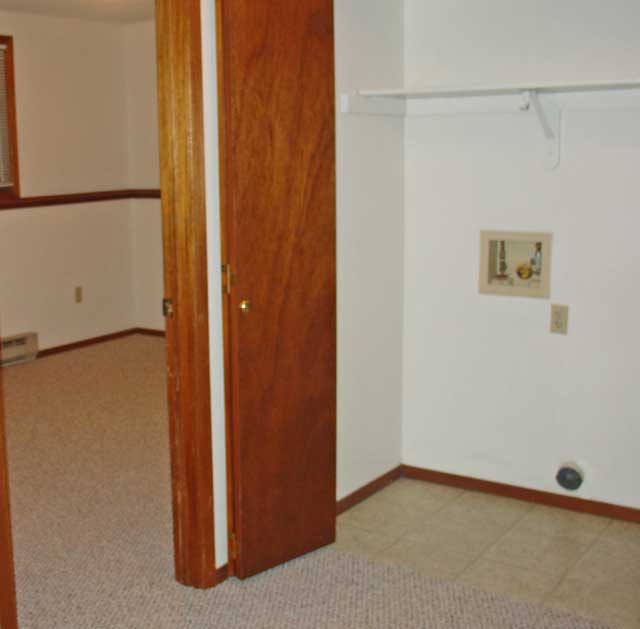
[0,363,18,629]
[218,0,337,578]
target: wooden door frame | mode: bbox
[0,367,17,629]
[156,0,222,589]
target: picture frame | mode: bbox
[479,230,552,298]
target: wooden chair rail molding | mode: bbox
[337,464,640,524]
[0,189,161,211]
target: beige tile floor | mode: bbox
[334,478,640,628]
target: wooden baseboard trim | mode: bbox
[134,328,166,338]
[336,466,403,515]
[126,189,162,200]
[0,189,161,211]
[401,465,640,524]
[38,328,166,358]
[38,330,140,358]
[336,464,640,524]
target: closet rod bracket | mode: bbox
[521,90,561,170]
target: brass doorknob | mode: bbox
[239,300,251,312]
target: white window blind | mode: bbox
[0,43,13,188]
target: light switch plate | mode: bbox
[550,304,569,335]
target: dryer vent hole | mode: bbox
[556,465,584,491]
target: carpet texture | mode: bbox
[3,337,613,628]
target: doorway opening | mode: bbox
[0,2,218,627]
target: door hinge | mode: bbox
[162,298,174,318]
[230,532,239,560]
[221,263,234,295]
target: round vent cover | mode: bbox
[556,464,584,491]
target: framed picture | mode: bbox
[479,231,552,298]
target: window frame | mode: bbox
[0,35,20,203]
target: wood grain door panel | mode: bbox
[219,0,337,578]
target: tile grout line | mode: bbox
[454,500,537,582]
[336,540,402,562]
[336,483,461,558]
[418,486,469,517]
[336,481,467,539]
[378,487,471,564]
[394,489,473,568]
[539,517,615,607]
[341,485,471,568]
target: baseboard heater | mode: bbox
[0,332,39,367]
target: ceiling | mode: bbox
[0,0,154,23]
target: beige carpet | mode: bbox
[3,337,613,628]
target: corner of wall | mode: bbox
[334,0,405,499]
[402,0,409,89]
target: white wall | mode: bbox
[124,20,164,332]
[405,0,640,87]
[123,20,160,189]
[0,12,163,348]
[402,0,640,508]
[0,202,134,348]
[201,0,228,570]
[2,10,129,195]
[130,199,164,331]
[334,0,405,498]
